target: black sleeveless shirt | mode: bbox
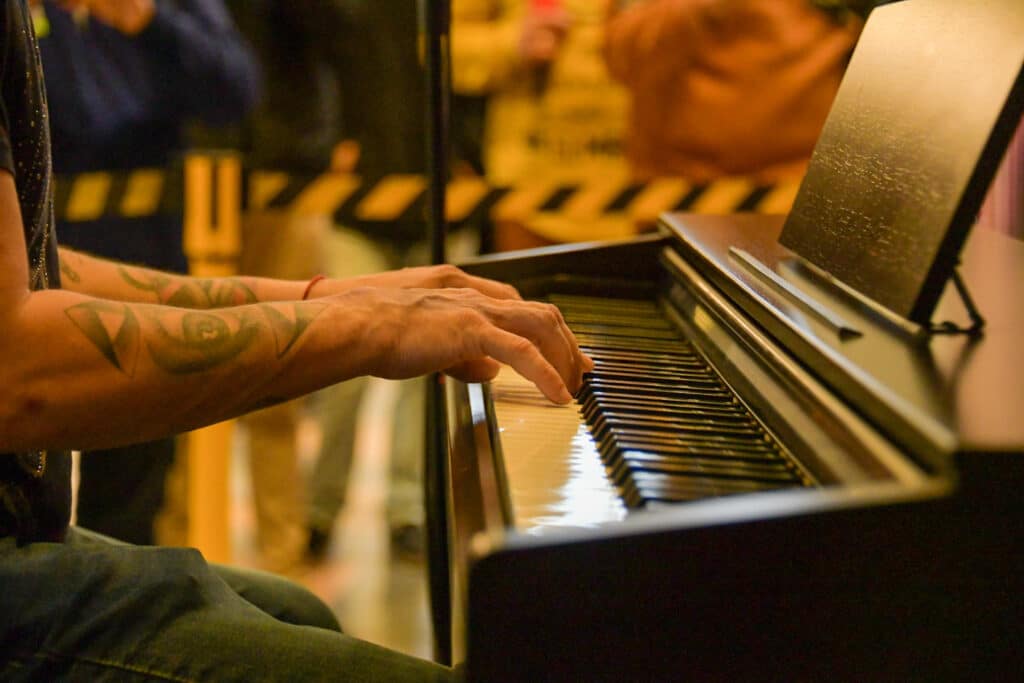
[0,0,71,543]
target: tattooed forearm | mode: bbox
[119,267,258,309]
[65,299,328,377]
[261,302,329,358]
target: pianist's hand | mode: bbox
[328,285,591,404]
[310,263,523,303]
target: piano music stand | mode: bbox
[778,0,1024,334]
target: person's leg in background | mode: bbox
[238,208,326,574]
[306,225,396,558]
[385,229,481,558]
[306,373,368,556]
[76,438,177,545]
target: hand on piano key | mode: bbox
[321,265,593,404]
[321,263,524,302]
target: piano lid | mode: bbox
[779,0,1024,326]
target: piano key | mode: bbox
[589,414,763,442]
[580,380,735,402]
[568,324,683,340]
[582,348,703,364]
[608,451,801,486]
[581,339,692,356]
[579,397,753,424]
[597,433,781,462]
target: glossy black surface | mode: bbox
[780,0,1024,324]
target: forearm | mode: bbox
[0,287,363,451]
[58,247,309,308]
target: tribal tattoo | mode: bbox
[262,302,329,358]
[64,301,142,376]
[65,301,328,376]
[119,267,258,308]
[59,256,81,284]
[145,309,262,374]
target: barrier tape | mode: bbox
[55,164,802,225]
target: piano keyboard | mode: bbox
[552,294,813,508]
[487,293,814,532]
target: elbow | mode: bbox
[0,376,54,452]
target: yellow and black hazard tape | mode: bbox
[55,164,802,225]
[248,172,801,226]
[54,167,182,222]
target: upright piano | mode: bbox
[429,2,1024,679]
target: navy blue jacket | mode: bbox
[37,0,260,272]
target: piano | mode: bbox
[428,1,1024,679]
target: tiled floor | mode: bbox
[230,378,434,661]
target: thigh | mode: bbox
[0,530,450,682]
[209,562,340,632]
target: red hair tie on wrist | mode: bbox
[302,274,327,300]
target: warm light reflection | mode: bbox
[489,367,628,534]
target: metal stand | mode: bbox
[928,267,986,335]
[419,0,453,666]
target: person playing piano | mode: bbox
[0,1,590,679]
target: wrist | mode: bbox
[301,274,328,300]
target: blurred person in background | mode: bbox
[451,0,634,251]
[602,0,863,192]
[201,0,361,576]
[300,0,482,563]
[210,0,482,569]
[33,0,259,545]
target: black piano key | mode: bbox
[589,414,763,442]
[597,432,781,462]
[633,476,787,504]
[578,337,690,354]
[569,323,683,340]
[544,291,812,510]
[586,359,709,376]
[608,450,801,485]
[583,348,704,365]
[585,372,718,389]
[583,375,733,395]
[580,398,753,424]
[601,437,787,464]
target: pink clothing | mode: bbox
[604,0,862,183]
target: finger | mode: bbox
[475,298,586,397]
[521,302,589,395]
[549,304,593,385]
[478,328,572,404]
[452,271,523,301]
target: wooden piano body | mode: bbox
[427,2,1024,679]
